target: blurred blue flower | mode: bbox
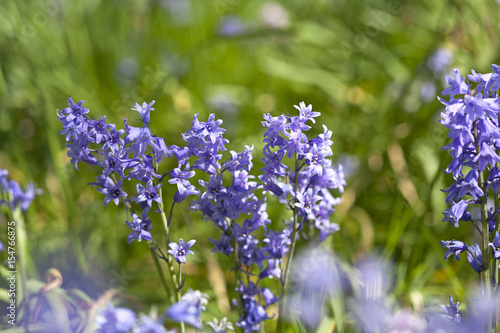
[420,80,436,102]
[206,317,234,333]
[428,48,453,77]
[133,314,170,333]
[166,290,208,329]
[95,305,136,333]
[218,16,246,37]
[0,168,41,212]
[387,310,427,332]
[287,247,346,330]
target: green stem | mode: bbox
[150,243,172,300]
[277,153,300,332]
[155,164,184,333]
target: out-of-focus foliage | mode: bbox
[1,0,500,330]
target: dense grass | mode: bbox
[1,0,500,331]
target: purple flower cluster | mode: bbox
[0,168,40,212]
[171,103,345,331]
[439,66,500,272]
[59,98,345,332]
[438,65,500,331]
[260,102,345,241]
[57,98,174,244]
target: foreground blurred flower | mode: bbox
[386,310,427,333]
[352,258,393,331]
[287,247,346,330]
[428,48,453,77]
[166,290,208,328]
[133,314,170,333]
[95,305,136,333]
[206,317,234,333]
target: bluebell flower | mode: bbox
[442,200,469,228]
[57,97,90,127]
[489,231,500,259]
[173,184,199,203]
[95,304,137,333]
[66,138,98,169]
[168,239,196,263]
[304,144,331,176]
[88,116,110,144]
[441,240,468,261]
[169,163,196,195]
[199,174,226,201]
[193,149,223,174]
[442,170,483,203]
[0,241,4,252]
[136,180,162,208]
[166,290,208,329]
[236,297,270,333]
[316,220,340,242]
[210,233,233,255]
[126,214,152,244]
[467,244,484,272]
[438,295,462,324]
[295,188,322,216]
[261,113,288,140]
[103,124,125,153]
[8,181,40,212]
[258,259,281,279]
[124,121,160,158]
[473,142,500,171]
[0,169,41,212]
[294,101,320,124]
[486,64,500,91]
[226,145,254,172]
[263,230,290,259]
[131,100,155,125]
[206,317,234,333]
[129,154,160,183]
[442,69,469,97]
[428,48,452,76]
[197,113,226,143]
[96,177,127,206]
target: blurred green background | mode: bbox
[1,0,499,330]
